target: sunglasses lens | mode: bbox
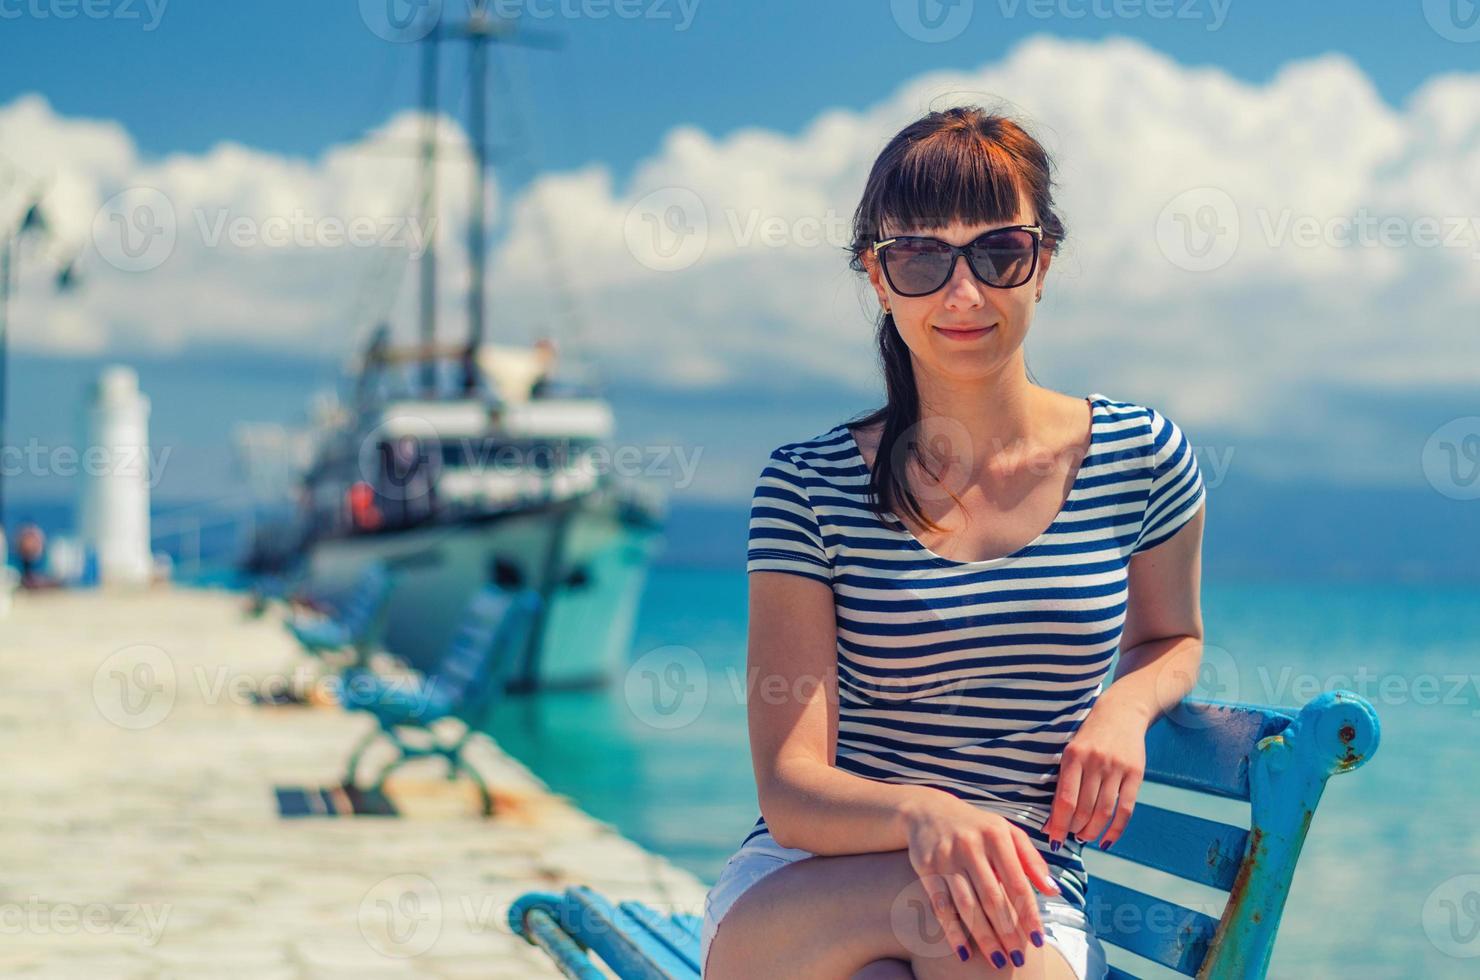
[968,229,1037,287]
[884,238,955,295]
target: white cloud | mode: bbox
[3,35,1478,463]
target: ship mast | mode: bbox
[456,7,562,395]
[410,5,561,398]
[417,23,439,397]
[463,9,491,394]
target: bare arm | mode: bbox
[746,570,953,854]
[1099,498,1206,726]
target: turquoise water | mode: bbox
[491,567,1477,976]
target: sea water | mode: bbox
[486,565,1480,978]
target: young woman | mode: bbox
[700,106,1207,979]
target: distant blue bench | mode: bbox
[339,583,542,816]
[285,562,394,665]
[508,690,1380,979]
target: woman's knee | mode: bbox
[907,934,1082,980]
[704,851,922,978]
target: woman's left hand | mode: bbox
[1040,696,1150,852]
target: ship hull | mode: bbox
[304,491,662,692]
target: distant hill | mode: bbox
[653,480,1480,583]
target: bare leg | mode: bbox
[704,849,1082,979]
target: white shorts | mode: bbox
[700,834,1109,979]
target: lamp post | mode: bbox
[0,192,80,552]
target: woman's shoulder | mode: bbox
[762,424,857,478]
[1091,392,1188,447]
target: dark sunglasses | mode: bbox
[872,224,1044,296]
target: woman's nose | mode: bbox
[941,254,987,307]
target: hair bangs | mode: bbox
[876,130,1029,237]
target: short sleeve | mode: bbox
[1132,407,1206,554]
[747,448,832,584]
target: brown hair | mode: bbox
[844,104,1067,532]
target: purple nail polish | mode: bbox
[1031,930,1044,947]
[1101,839,1114,851]
[1050,839,1061,852]
[957,945,969,962]
[1010,949,1025,967]
[991,951,1007,968]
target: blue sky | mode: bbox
[2,1,1473,184]
[3,2,1479,582]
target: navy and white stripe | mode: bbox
[738,393,1206,913]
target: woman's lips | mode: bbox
[933,324,995,340]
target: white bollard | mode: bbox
[77,366,153,588]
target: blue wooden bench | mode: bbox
[285,561,395,665]
[338,582,542,816]
[508,690,1380,979]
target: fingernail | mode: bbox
[957,945,969,962]
[991,951,1007,968]
[1010,949,1025,967]
[1031,930,1044,947]
[1050,839,1061,852]
[1100,839,1114,851]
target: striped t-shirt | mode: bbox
[738,392,1206,912]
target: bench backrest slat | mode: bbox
[1098,801,1248,891]
[425,586,541,723]
[567,886,699,980]
[1142,701,1294,800]
[1084,877,1218,974]
[335,563,392,635]
[617,901,702,973]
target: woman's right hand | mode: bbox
[898,793,1062,967]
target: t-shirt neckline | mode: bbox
[842,393,1105,567]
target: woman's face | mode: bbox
[864,192,1052,380]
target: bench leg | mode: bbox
[368,734,414,793]
[441,729,494,817]
[342,726,382,789]
[454,754,495,817]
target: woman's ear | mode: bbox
[863,248,890,308]
[1036,244,1055,295]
